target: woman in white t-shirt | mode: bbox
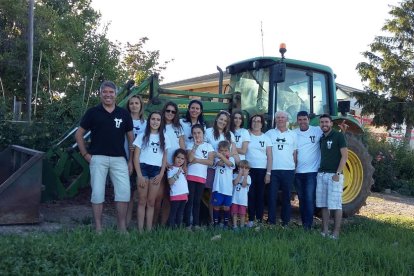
[230,110,251,161]
[180,99,206,148]
[133,111,170,232]
[245,114,272,227]
[126,95,146,226]
[184,124,214,229]
[153,102,186,226]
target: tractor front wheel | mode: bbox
[342,133,374,217]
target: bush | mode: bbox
[365,130,414,196]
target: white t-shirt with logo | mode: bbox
[133,133,170,167]
[295,126,323,173]
[232,174,251,206]
[204,128,236,151]
[167,166,189,197]
[265,128,297,170]
[245,132,272,169]
[212,156,236,196]
[186,142,214,182]
[125,119,146,160]
[233,128,251,160]
[180,118,206,148]
[164,123,184,165]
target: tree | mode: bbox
[355,0,414,146]
[0,0,172,151]
[121,37,173,84]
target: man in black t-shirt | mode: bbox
[75,81,134,233]
[316,114,348,240]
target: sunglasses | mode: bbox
[165,109,177,114]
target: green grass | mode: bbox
[1,216,413,275]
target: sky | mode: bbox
[91,0,401,89]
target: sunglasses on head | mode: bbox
[165,109,177,114]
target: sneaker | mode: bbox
[246,221,254,228]
[320,232,329,237]
[329,234,339,240]
[193,225,202,231]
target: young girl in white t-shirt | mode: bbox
[167,148,189,228]
[184,124,214,229]
[133,111,170,232]
[231,160,251,229]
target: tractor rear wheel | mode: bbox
[342,133,374,217]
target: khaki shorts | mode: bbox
[316,172,344,210]
[89,155,130,204]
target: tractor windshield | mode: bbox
[229,68,270,114]
[277,68,329,122]
[229,66,329,123]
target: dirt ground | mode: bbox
[1,191,413,235]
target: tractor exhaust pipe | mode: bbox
[217,66,223,95]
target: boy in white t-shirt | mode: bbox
[231,160,251,230]
[212,140,236,227]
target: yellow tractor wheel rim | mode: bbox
[343,149,364,204]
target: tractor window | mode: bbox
[276,69,329,122]
[277,69,309,122]
[229,68,269,114]
[312,72,329,115]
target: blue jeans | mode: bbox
[294,172,317,230]
[268,170,295,225]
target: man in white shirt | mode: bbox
[294,111,323,230]
[295,111,348,230]
[266,111,297,226]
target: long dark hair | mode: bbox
[161,101,182,130]
[142,111,166,152]
[213,111,232,141]
[126,95,145,121]
[230,110,244,133]
[183,99,205,126]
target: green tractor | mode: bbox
[42,44,373,217]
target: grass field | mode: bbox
[1,215,413,275]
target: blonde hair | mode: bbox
[238,160,250,169]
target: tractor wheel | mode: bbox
[342,133,374,217]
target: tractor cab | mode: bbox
[225,44,337,129]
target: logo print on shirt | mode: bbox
[309,136,316,143]
[235,135,241,142]
[202,150,207,158]
[236,183,242,191]
[219,168,225,174]
[114,118,123,128]
[133,126,140,138]
[188,136,193,140]
[174,130,180,138]
[327,140,332,149]
[276,137,285,150]
[259,141,265,147]
[151,141,160,153]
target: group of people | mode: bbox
[75,81,348,239]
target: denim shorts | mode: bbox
[140,163,161,178]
